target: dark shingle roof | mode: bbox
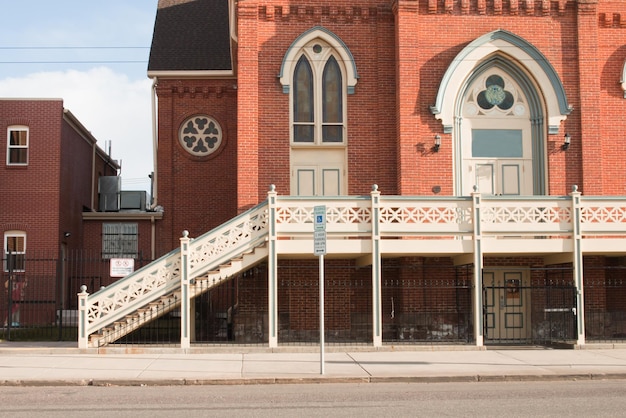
[148,0,232,72]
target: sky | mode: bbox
[0,1,159,193]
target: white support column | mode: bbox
[471,188,484,347]
[370,185,383,347]
[267,185,279,348]
[570,185,585,345]
[180,230,191,349]
[77,285,89,349]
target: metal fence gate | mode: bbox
[483,271,577,345]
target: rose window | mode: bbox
[178,115,222,157]
[477,75,514,110]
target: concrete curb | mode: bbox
[2,373,626,387]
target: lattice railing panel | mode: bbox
[481,199,572,234]
[378,199,473,235]
[188,205,269,276]
[379,206,472,224]
[581,201,626,233]
[275,198,372,234]
[85,253,182,333]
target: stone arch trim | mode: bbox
[278,26,359,94]
[431,30,572,134]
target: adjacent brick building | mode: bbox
[1,99,161,329]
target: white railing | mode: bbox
[78,201,269,348]
[378,196,473,236]
[580,197,626,235]
[480,196,573,236]
[79,185,626,347]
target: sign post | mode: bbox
[314,205,326,375]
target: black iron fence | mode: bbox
[382,263,474,344]
[1,251,150,342]
[585,266,626,342]
[4,251,625,348]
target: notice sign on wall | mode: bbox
[110,258,135,277]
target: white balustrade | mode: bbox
[79,186,626,347]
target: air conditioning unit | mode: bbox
[120,191,147,211]
[98,176,121,212]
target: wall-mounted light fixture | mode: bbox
[64,232,71,238]
[433,134,441,152]
[562,133,571,151]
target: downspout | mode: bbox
[91,142,96,210]
[151,215,156,260]
[150,77,159,209]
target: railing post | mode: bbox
[371,185,383,347]
[180,230,191,349]
[570,185,585,345]
[267,185,279,348]
[471,187,484,347]
[77,285,89,349]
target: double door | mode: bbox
[291,149,345,196]
[462,127,533,196]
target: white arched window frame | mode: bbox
[291,44,346,145]
[431,30,572,135]
[279,27,358,147]
[280,27,358,196]
[279,26,358,94]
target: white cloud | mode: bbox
[0,68,153,192]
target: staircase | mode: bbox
[79,201,269,348]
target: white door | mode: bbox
[294,166,341,196]
[473,159,532,196]
[462,127,533,196]
[291,149,345,196]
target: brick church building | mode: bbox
[78,0,626,348]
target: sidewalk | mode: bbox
[1,342,626,386]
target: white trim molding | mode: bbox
[431,30,572,134]
[279,26,359,94]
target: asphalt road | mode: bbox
[1,380,625,417]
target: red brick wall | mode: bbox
[154,79,238,254]
[153,2,626,241]
[0,99,64,257]
[250,2,398,197]
[59,120,101,250]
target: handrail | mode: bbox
[80,201,269,339]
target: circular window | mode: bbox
[178,115,223,157]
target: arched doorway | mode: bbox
[430,30,572,196]
[457,60,546,196]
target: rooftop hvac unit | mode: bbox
[98,176,121,212]
[120,191,147,211]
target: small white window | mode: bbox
[7,126,28,165]
[102,223,138,259]
[4,231,26,272]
